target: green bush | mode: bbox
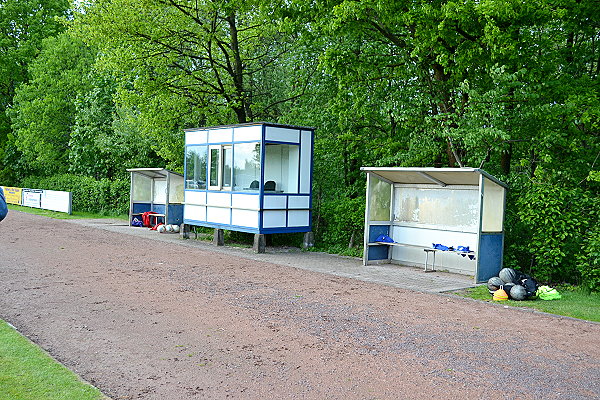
[315,195,365,250]
[20,174,129,215]
[505,175,599,290]
[578,220,600,292]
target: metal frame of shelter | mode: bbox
[127,168,184,226]
[362,167,508,283]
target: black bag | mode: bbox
[521,277,538,297]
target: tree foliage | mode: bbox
[9,32,95,176]
[0,0,70,182]
[0,0,598,288]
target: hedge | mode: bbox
[20,174,129,215]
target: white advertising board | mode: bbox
[22,189,42,208]
[41,190,72,214]
[20,188,72,214]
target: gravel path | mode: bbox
[0,211,598,399]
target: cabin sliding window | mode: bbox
[208,145,232,191]
[185,146,207,190]
[233,142,261,191]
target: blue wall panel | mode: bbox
[167,204,184,225]
[477,233,504,282]
[132,203,151,214]
[367,225,390,261]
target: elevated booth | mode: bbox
[183,122,314,250]
[362,167,507,283]
[127,168,184,227]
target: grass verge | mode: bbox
[7,204,127,221]
[454,285,600,322]
[0,319,105,400]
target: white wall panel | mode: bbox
[391,225,478,249]
[184,205,206,221]
[232,209,259,228]
[185,190,206,205]
[207,192,231,207]
[265,126,300,143]
[388,225,477,275]
[390,246,476,275]
[299,130,312,193]
[208,127,233,143]
[288,196,310,209]
[263,210,286,228]
[288,210,310,227]
[231,193,259,210]
[233,125,262,142]
[263,195,286,209]
[207,206,230,224]
[186,130,208,145]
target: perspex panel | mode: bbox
[299,130,312,194]
[169,174,184,203]
[153,179,167,203]
[132,174,152,202]
[393,186,478,232]
[368,175,391,222]
[482,177,505,232]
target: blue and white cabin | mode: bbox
[183,122,314,234]
[362,167,507,283]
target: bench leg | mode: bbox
[424,250,436,272]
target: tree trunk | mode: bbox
[226,13,247,123]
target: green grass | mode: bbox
[0,320,105,400]
[8,204,127,221]
[454,285,600,322]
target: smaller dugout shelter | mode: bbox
[127,168,184,226]
[362,167,507,283]
[183,122,314,237]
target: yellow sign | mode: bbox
[2,186,22,205]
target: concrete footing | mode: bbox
[253,234,266,253]
[302,231,315,249]
[213,228,224,246]
[180,223,190,239]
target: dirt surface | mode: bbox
[1,211,599,400]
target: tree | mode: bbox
[0,0,70,183]
[72,0,310,136]
[9,32,95,177]
[304,0,599,280]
